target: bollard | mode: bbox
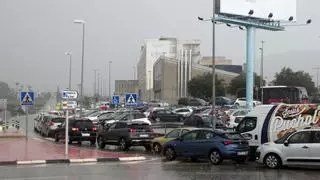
[15,120,20,130]
[5,121,9,130]
[11,119,15,128]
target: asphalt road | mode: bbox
[1,158,320,180]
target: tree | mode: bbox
[273,67,316,94]
[228,73,264,95]
[188,73,226,100]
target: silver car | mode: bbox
[256,128,320,169]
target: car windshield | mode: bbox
[87,111,101,117]
[114,113,128,120]
[51,118,65,123]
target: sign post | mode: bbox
[61,90,78,156]
[20,91,35,139]
[125,93,137,123]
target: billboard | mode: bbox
[217,0,297,21]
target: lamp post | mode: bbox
[108,61,112,98]
[73,19,86,117]
[313,67,320,94]
[197,0,216,130]
[148,70,152,101]
[65,52,72,90]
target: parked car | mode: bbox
[172,107,193,117]
[234,98,261,107]
[96,121,156,151]
[256,128,320,169]
[215,96,234,106]
[85,111,114,125]
[104,111,151,125]
[151,127,196,154]
[54,119,97,145]
[226,109,250,129]
[162,129,249,165]
[39,116,65,137]
[148,109,184,122]
[33,113,47,133]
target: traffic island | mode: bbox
[0,128,25,139]
[0,138,146,166]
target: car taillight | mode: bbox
[129,128,136,133]
[71,127,79,131]
[223,141,233,145]
[92,127,97,131]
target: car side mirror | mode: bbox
[57,125,62,128]
[284,140,289,146]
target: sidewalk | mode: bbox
[0,138,145,165]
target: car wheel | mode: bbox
[209,150,223,165]
[235,103,240,107]
[119,138,129,151]
[264,153,282,169]
[164,147,176,161]
[54,133,59,142]
[144,144,152,151]
[153,143,162,154]
[97,136,106,149]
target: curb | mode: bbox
[0,156,147,166]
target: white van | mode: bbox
[235,104,320,159]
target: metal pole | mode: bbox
[65,109,69,156]
[108,61,112,98]
[148,70,151,100]
[25,106,28,139]
[68,54,72,90]
[246,26,256,110]
[97,72,100,96]
[94,69,98,95]
[177,49,180,98]
[211,0,216,130]
[79,23,85,117]
[260,41,265,104]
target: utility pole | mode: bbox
[97,72,100,96]
[211,0,216,130]
[313,67,320,94]
[93,69,98,96]
[108,61,112,98]
[259,40,265,104]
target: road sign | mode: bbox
[125,93,137,105]
[62,90,78,99]
[20,92,35,106]
[112,95,120,104]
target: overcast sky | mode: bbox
[0,0,319,94]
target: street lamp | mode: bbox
[197,0,217,130]
[65,51,72,90]
[259,41,265,104]
[73,19,86,117]
[108,61,112,98]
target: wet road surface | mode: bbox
[1,158,320,180]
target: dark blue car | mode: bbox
[162,129,249,165]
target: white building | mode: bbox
[137,37,200,101]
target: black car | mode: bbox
[54,119,97,145]
[148,109,184,122]
[184,114,227,129]
[96,121,155,151]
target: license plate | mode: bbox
[82,133,90,137]
[139,134,149,137]
[237,151,248,156]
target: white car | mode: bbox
[105,112,151,125]
[85,111,114,125]
[234,98,261,107]
[172,107,193,117]
[227,109,250,128]
[256,128,320,169]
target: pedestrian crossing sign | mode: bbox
[20,91,35,106]
[125,93,137,105]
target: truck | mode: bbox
[235,103,320,159]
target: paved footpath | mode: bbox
[0,138,145,165]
